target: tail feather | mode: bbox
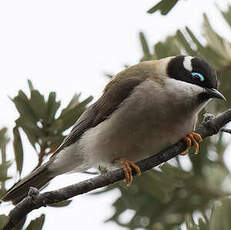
[1,161,54,204]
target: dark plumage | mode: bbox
[167,55,217,89]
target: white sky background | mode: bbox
[0,0,231,229]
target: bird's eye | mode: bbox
[191,72,205,82]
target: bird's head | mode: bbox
[166,55,225,102]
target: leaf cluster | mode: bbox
[0,82,92,229]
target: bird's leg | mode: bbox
[180,132,203,155]
[98,165,109,175]
[118,158,141,186]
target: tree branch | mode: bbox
[3,108,231,230]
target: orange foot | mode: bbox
[180,132,203,156]
[119,158,141,186]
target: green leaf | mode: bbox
[198,217,209,230]
[154,36,181,59]
[28,79,34,91]
[172,227,181,230]
[210,198,231,230]
[185,27,207,58]
[56,96,93,132]
[155,42,169,59]
[185,27,223,68]
[147,0,179,15]
[46,92,61,122]
[30,90,47,120]
[48,200,72,207]
[0,215,10,229]
[0,161,12,182]
[15,118,42,148]
[203,14,231,63]
[12,92,37,124]
[220,5,231,27]
[0,128,9,149]
[39,135,63,147]
[59,94,81,118]
[160,163,191,180]
[175,30,197,56]
[139,32,152,61]
[18,90,29,101]
[16,118,43,135]
[219,6,231,26]
[13,126,24,175]
[185,214,197,230]
[26,214,45,230]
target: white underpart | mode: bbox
[183,56,193,72]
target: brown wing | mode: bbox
[53,77,145,155]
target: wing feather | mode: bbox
[53,62,152,155]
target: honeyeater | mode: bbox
[2,55,225,204]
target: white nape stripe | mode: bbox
[183,56,193,72]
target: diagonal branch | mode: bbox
[3,108,231,230]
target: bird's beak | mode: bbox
[206,88,226,101]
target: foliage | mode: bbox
[94,6,231,230]
[25,215,45,230]
[12,80,93,172]
[147,0,179,15]
[0,128,10,197]
[0,215,9,230]
[0,82,92,230]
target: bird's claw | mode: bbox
[119,158,141,186]
[180,132,203,156]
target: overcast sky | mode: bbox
[0,0,230,229]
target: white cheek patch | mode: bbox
[183,56,193,72]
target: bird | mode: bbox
[2,55,225,204]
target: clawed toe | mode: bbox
[180,132,203,156]
[119,158,141,186]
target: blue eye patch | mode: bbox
[191,72,205,82]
